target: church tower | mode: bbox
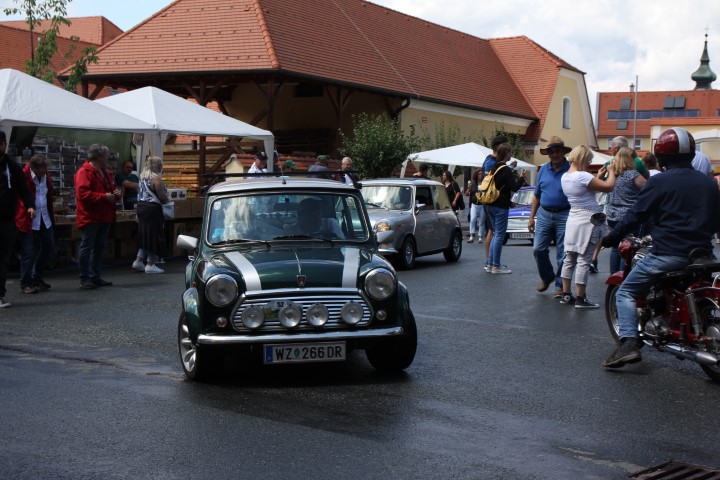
[692,33,717,90]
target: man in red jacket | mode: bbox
[75,144,121,289]
[16,155,55,294]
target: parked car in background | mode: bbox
[505,186,535,245]
[175,177,417,381]
[360,178,463,269]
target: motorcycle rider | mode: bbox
[601,128,720,368]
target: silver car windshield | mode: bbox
[361,185,413,210]
[511,188,535,206]
[207,192,369,244]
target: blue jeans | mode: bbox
[616,252,689,339]
[469,203,486,236]
[487,206,509,267]
[533,207,568,289]
[78,223,111,281]
[19,223,55,287]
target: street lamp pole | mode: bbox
[632,75,638,150]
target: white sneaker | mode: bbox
[132,259,145,271]
[0,297,10,308]
[491,266,512,274]
[145,264,165,274]
[466,236,475,244]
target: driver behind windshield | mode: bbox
[285,198,344,238]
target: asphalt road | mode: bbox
[1,240,719,479]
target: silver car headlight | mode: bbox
[374,220,392,232]
[205,274,238,307]
[365,268,396,301]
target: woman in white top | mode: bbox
[559,145,616,308]
[132,156,169,273]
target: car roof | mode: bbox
[207,177,358,195]
[361,178,444,187]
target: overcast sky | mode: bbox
[2,0,718,121]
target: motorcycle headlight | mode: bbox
[365,268,396,301]
[205,274,238,307]
[374,220,392,232]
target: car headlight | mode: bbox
[374,220,392,232]
[365,268,396,301]
[205,274,238,307]
[279,304,302,328]
[341,301,364,325]
[241,305,264,329]
[306,303,329,327]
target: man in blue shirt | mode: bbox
[602,128,720,368]
[528,136,571,298]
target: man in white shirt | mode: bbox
[248,152,268,175]
[339,157,359,185]
[17,155,54,294]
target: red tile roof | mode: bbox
[81,0,576,121]
[1,16,123,45]
[597,90,720,137]
[0,23,99,88]
[490,36,582,141]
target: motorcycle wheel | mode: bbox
[604,284,621,344]
[698,303,720,382]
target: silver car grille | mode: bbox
[231,289,373,332]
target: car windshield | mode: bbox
[511,188,535,206]
[206,192,369,244]
[361,185,413,210]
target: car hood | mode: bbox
[508,205,532,217]
[210,246,386,291]
[365,209,409,224]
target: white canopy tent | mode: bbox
[402,142,538,185]
[95,87,274,171]
[590,149,613,165]
[0,68,155,141]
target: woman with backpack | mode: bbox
[485,143,526,274]
[466,169,485,244]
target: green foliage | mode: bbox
[339,113,418,179]
[482,127,527,161]
[4,0,98,91]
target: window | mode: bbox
[562,97,571,129]
[634,138,642,150]
[607,139,614,149]
[617,121,628,130]
[619,98,632,110]
[663,96,686,109]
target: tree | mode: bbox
[339,113,418,179]
[4,0,98,91]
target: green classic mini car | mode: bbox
[175,176,417,381]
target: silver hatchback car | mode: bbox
[361,178,463,269]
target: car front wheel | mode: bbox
[366,312,417,371]
[443,231,462,262]
[395,237,416,270]
[178,313,222,381]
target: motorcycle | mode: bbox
[604,235,720,381]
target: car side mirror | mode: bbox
[177,234,198,251]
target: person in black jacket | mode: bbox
[601,128,720,368]
[0,131,36,308]
[486,143,526,274]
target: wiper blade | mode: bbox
[364,201,387,209]
[273,234,335,245]
[213,239,270,247]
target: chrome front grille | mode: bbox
[231,289,373,332]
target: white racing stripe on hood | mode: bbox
[342,248,360,288]
[224,252,261,290]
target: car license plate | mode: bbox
[264,342,346,364]
[510,232,533,239]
